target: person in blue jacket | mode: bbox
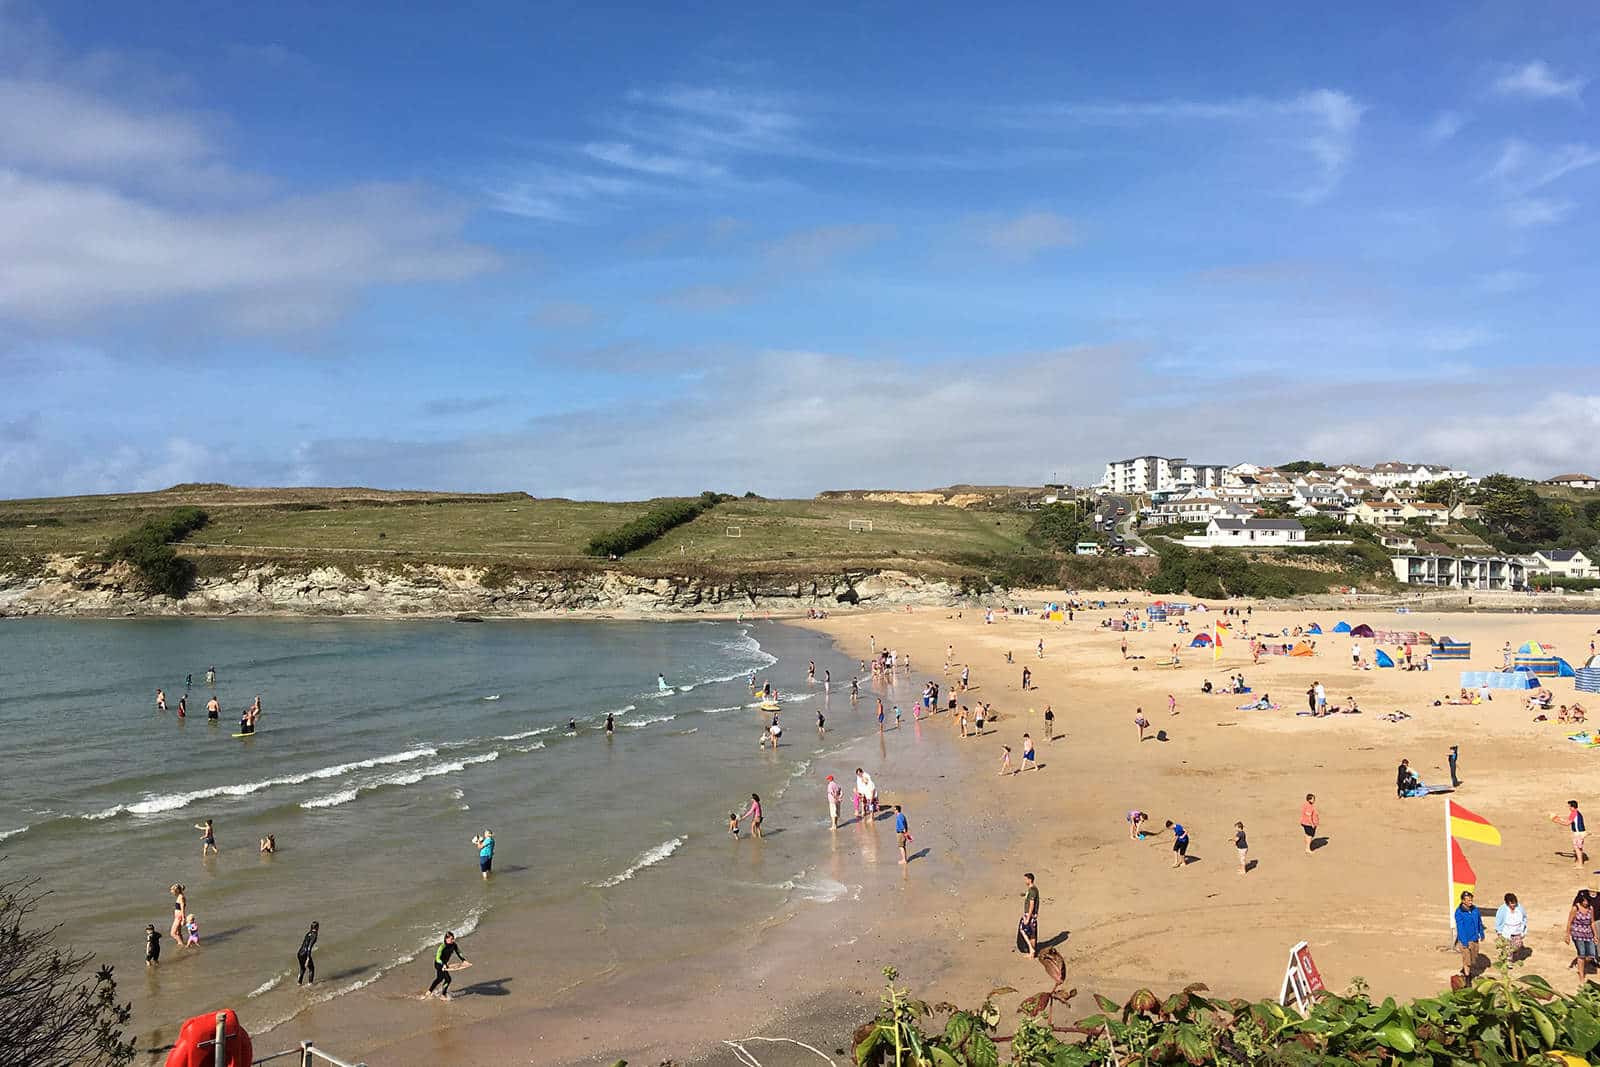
[1453,890,1486,978]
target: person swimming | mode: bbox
[567,718,578,732]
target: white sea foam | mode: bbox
[699,705,742,715]
[299,752,499,810]
[590,836,685,888]
[623,714,675,729]
[247,974,285,998]
[84,748,440,819]
[511,740,546,753]
[495,725,555,742]
[482,694,501,701]
[0,825,28,842]
[789,876,850,903]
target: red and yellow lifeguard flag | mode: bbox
[1446,801,1501,921]
[1448,801,1502,846]
[1213,623,1223,662]
[1450,839,1478,900]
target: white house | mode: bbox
[1184,517,1306,547]
[1546,473,1600,490]
[1401,502,1450,527]
[1535,549,1595,578]
[1349,500,1406,526]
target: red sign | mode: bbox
[1294,943,1325,996]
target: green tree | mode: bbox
[1027,504,1092,552]
[1274,459,1326,474]
[0,873,136,1066]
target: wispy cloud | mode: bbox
[531,301,600,329]
[1023,89,1364,202]
[1426,110,1470,144]
[1492,60,1588,101]
[654,282,753,312]
[761,222,892,269]
[579,141,728,181]
[0,78,212,175]
[1505,196,1573,228]
[1486,139,1600,191]
[976,211,1077,260]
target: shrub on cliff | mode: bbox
[584,493,726,558]
[103,506,208,598]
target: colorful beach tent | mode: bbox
[1513,656,1573,677]
[1350,624,1376,638]
[1332,621,1352,634]
[1558,658,1576,677]
[1577,667,1600,695]
[1190,633,1213,647]
[1518,641,1552,655]
[1460,670,1539,690]
[1290,642,1316,657]
[1432,639,1471,661]
[1307,623,1323,635]
[1375,649,1396,668]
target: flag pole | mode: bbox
[1444,797,1454,933]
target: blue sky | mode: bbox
[2,1,1598,498]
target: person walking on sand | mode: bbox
[1120,636,1128,659]
[1567,890,1597,978]
[1300,794,1320,854]
[1134,708,1150,742]
[1021,666,1031,690]
[999,745,1013,776]
[1495,894,1527,960]
[1234,822,1249,875]
[1166,820,1190,869]
[424,932,470,1000]
[877,702,886,732]
[826,775,843,829]
[1167,693,1177,716]
[741,793,764,839]
[1021,733,1037,771]
[473,830,494,879]
[1448,745,1460,788]
[1036,639,1044,659]
[1018,873,1040,957]
[1306,684,1316,715]
[1042,704,1055,741]
[195,819,217,856]
[1453,890,1486,978]
[296,922,319,984]
[894,805,911,864]
[1350,642,1361,668]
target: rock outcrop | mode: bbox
[0,558,966,618]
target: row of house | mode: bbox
[1389,549,1594,589]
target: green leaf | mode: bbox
[1094,994,1119,1014]
[1175,1025,1211,1065]
[1374,1021,1418,1053]
[1566,1000,1600,1053]
[929,1049,961,1067]
[1530,1005,1558,1048]
[944,1012,976,1046]
[965,1032,999,1067]
[854,1026,887,1067]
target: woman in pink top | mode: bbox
[1300,793,1320,854]
[741,793,763,839]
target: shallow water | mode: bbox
[0,617,880,1049]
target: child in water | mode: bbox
[145,924,161,967]
[727,812,740,838]
[185,915,200,947]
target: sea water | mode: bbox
[0,618,878,1052]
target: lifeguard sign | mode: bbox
[1278,940,1325,1013]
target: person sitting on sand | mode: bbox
[1575,705,1589,725]
[1201,679,1213,694]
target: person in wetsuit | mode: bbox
[297,922,318,984]
[426,932,469,999]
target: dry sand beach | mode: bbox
[307,595,1600,1065]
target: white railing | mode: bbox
[193,1011,367,1067]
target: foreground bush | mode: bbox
[103,506,208,598]
[855,955,1600,1066]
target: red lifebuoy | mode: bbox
[163,1009,254,1067]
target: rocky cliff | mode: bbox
[0,557,967,618]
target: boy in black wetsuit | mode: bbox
[426,932,469,999]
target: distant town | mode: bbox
[1065,456,1600,592]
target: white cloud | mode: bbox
[761,222,892,269]
[1492,60,1588,101]
[532,301,600,328]
[1027,89,1363,202]
[0,78,212,174]
[978,211,1077,259]
[1505,196,1574,228]
[580,141,729,181]
[0,171,496,327]
[1427,110,1470,144]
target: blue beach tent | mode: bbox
[1332,621,1352,634]
[1374,649,1395,668]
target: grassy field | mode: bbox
[0,486,1034,575]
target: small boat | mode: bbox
[758,700,781,713]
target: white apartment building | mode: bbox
[1101,456,1228,496]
